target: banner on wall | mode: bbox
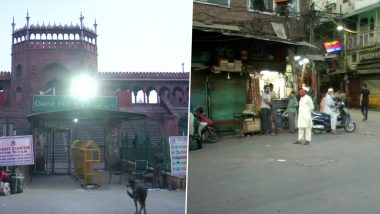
[0,135,34,166]
[168,136,187,177]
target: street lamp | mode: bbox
[335,24,357,107]
[69,73,98,100]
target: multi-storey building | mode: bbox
[191,0,312,132]
[314,1,380,108]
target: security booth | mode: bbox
[71,140,102,186]
[27,108,147,186]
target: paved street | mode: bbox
[187,109,380,214]
[1,174,186,214]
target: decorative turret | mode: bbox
[93,19,98,45]
[11,13,98,53]
[26,11,30,40]
[79,12,84,41]
[11,17,15,44]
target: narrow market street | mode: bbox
[0,175,186,214]
[187,109,380,214]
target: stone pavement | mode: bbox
[187,109,380,214]
[1,174,186,214]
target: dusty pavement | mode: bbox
[187,109,380,214]
[0,174,186,214]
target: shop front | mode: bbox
[192,29,314,133]
[355,47,380,109]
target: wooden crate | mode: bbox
[242,119,261,132]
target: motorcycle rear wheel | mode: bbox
[344,122,356,132]
[312,128,323,135]
[204,129,218,143]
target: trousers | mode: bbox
[298,127,311,141]
[260,108,272,134]
[329,111,338,130]
[361,102,369,119]
[288,112,296,133]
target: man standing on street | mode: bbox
[324,88,338,134]
[260,85,272,135]
[360,83,370,121]
[268,83,277,135]
[285,91,298,133]
[294,88,314,145]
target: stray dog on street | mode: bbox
[126,179,148,214]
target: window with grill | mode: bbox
[194,0,229,7]
[248,0,274,12]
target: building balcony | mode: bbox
[347,32,376,50]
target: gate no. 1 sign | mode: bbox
[0,135,34,166]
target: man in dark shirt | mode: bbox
[360,83,370,121]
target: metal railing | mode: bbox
[347,32,376,50]
[121,134,171,172]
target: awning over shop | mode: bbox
[27,108,148,122]
[327,70,346,75]
[356,61,380,74]
[357,69,380,75]
[305,54,325,61]
[193,21,318,48]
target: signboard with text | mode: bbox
[324,40,342,54]
[168,136,187,177]
[33,95,117,112]
[0,135,34,166]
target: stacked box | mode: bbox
[243,119,261,132]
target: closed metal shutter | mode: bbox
[363,77,380,109]
[190,71,208,115]
[209,72,247,132]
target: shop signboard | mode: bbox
[0,135,34,166]
[33,95,117,112]
[168,136,187,177]
[324,40,342,54]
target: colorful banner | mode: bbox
[169,136,187,177]
[0,135,34,166]
[33,95,117,112]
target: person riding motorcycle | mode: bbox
[324,88,338,134]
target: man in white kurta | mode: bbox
[295,89,314,145]
[324,88,338,134]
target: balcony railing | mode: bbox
[347,32,376,50]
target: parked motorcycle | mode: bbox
[188,107,218,150]
[194,107,218,141]
[312,101,356,134]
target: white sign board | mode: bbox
[271,22,287,40]
[0,135,34,166]
[168,136,187,177]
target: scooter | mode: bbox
[194,107,218,143]
[311,101,356,134]
[188,108,218,150]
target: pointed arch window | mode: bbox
[15,64,22,77]
[15,86,22,103]
[148,90,158,104]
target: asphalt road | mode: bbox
[1,174,186,214]
[187,109,380,214]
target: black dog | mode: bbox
[126,179,148,214]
